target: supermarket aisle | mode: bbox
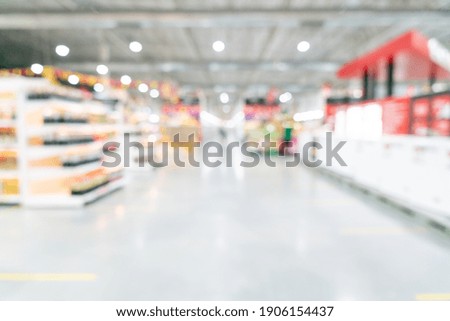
[1,163,450,300]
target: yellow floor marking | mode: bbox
[340,226,426,236]
[416,293,450,301]
[0,273,97,281]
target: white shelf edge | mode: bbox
[0,195,20,204]
[24,178,125,208]
[0,143,18,149]
[0,170,19,178]
[0,120,16,127]
[27,162,103,179]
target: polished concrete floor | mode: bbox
[1,162,450,300]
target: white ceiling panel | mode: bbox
[0,0,448,91]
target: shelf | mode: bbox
[25,178,125,208]
[0,194,20,204]
[0,77,125,207]
[0,98,17,105]
[26,97,83,107]
[0,170,19,179]
[0,120,16,127]
[26,124,118,136]
[0,143,18,149]
[28,162,102,180]
[26,97,112,113]
[26,138,117,160]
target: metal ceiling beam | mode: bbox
[57,60,341,73]
[0,9,448,29]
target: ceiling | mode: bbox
[0,0,449,95]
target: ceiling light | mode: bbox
[149,89,160,98]
[30,63,44,75]
[68,74,79,85]
[279,92,292,103]
[212,40,225,52]
[219,92,229,104]
[96,64,109,75]
[129,41,143,53]
[93,83,104,93]
[138,83,149,93]
[120,75,132,86]
[297,41,310,52]
[55,45,70,57]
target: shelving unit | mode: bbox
[0,80,20,204]
[0,76,125,207]
[123,107,161,170]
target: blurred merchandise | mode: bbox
[0,76,125,207]
[0,150,17,170]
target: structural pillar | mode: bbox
[362,69,369,100]
[386,59,394,97]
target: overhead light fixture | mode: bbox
[68,74,79,85]
[279,92,292,103]
[96,64,109,75]
[55,45,70,57]
[93,83,104,93]
[297,41,310,52]
[219,92,229,104]
[120,75,132,86]
[149,89,160,98]
[212,40,225,52]
[138,83,149,93]
[129,41,143,53]
[293,110,324,122]
[30,63,44,75]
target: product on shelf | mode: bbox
[29,156,61,168]
[43,112,88,124]
[0,108,15,120]
[70,168,123,195]
[0,127,16,144]
[42,133,94,145]
[88,112,114,124]
[0,91,16,101]
[0,76,125,206]
[27,86,87,102]
[41,110,116,125]
[61,151,102,167]
[28,130,117,146]
[0,151,17,170]
[0,178,19,195]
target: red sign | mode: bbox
[411,98,430,136]
[431,95,450,136]
[380,97,410,135]
[324,104,344,131]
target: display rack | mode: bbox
[0,79,22,204]
[123,106,161,170]
[0,76,125,207]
